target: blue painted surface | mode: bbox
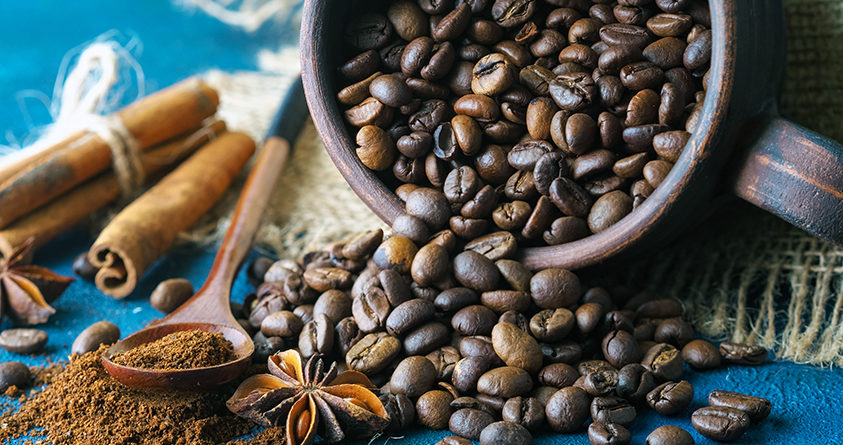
[1,1,843,444]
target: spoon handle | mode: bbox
[203,137,289,292]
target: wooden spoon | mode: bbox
[102,78,307,389]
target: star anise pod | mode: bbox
[0,238,74,325]
[227,349,390,445]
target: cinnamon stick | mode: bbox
[89,131,256,298]
[0,78,220,229]
[0,132,86,185]
[0,121,227,257]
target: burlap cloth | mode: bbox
[205,0,843,366]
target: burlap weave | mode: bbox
[205,0,843,365]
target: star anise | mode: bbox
[0,238,73,325]
[227,349,390,445]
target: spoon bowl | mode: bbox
[102,322,253,390]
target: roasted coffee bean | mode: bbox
[502,396,545,431]
[380,391,415,433]
[386,298,435,336]
[479,421,532,445]
[591,396,636,426]
[546,386,590,432]
[526,97,558,140]
[568,17,602,44]
[450,408,495,440]
[541,340,583,365]
[303,267,353,292]
[436,436,473,445]
[411,243,450,287]
[642,159,673,188]
[491,0,536,28]
[719,342,767,365]
[298,313,334,357]
[346,332,401,375]
[452,305,498,336]
[492,322,543,373]
[293,304,314,324]
[544,216,589,245]
[588,422,631,445]
[509,139,555,171]
[427,346,461,380]
[435,287,479,312]
[455,94,501,123]
[417,389,455,429]
[647,12,693,36]
[539,363,579,388]
[496,259,532,292]
[72,253,98,281]
[550,72,597,111]
[530,308,575,342]
[683,28,712,73]
[581,367,619,396]
[680,339,721,370]
[533,151,569,196]
[335,316,363,356]
[475,144,515,184]
[588,190,633,233]
[504,171,539,201]
[345,97,394,128]
[454,250,501,291]
[600,23,652,49]
[345,13,392,50]
[460,335,500,363]
[601,330,640,368]
[478,366,534,398]
[520,64,556,95]
[625,89,659,127]
[393,214,432,244]
[472,53,518,96]
[620,62,664,91]
[342,229,383,260]
[461,185,498,219]
[576,302,605,334]
[616,363,655,402]
[531,268,581,309]
[498,311,529,332]
[613,153,649,179]
[391,356,436,397]
[492,201,532,231]
[374,236,418,274]
[404,321,450,355]
[72,321,120,355]
[0,362,31,392]
[352,287,391,333]
[0,329,48,354]
[653,130,690,162]
[397,131,433,158]
[708,390,772,424]
[252,332,283,363]
[260,311,303,338]
[369,74,412,108]
[549,177,593,217]
[149,278,194,314]
[531,29,566,57]
[453,356,493,393]
[340,50,379,82]
[410,99,449,132]
[356,125,395,170]
[613,4,650,26]
[433,3,472,42]
[643,37,686,69]
[653,317,695,347]
[647,380,694,416]
[312,290,352,324]
[692,406,751,442]
[646,425,694,445]
[641,343,684,380]
[637,298,684,318]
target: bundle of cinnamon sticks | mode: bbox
[0,78,257,298]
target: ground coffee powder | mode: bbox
[111,330,236,370]
[0,346,265,445]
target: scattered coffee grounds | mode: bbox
[111,330,236,370]
[2,361,64,398]
[229,427,287,445]
[0,346,254,445]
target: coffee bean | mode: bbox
[437,436,473,445]
[549,177,593,217]
[149,278,194,314]
[654,317,695,347]
[539,363,579,388]
[617,363,656,403]
[641,343,684,380]
[653,130,690,162]
[373,236,418,274]
[298,313,334,357]
[492,322,543,373]
[543,216,589,245]
[588,190,633,233]
[380,391,415,434]
[502,396,545,431]
[509,139,555,171]
[0,329,48,354]
[434,287,478,312]
[452,305,498,336]
[260,311,303,338]
[450,408,495,440]
[601,330,640,368]
[581,367,619,396]
[530,308,575,342]
[643,37,686,69]
[576,302,604,334]
[683,28,711,73]
[708,390,772,424]
[417,389,455,429]
[477,366,534,398]
[335,316,363,356]
[541,341,583,365]
[455,94,501,122]
[600,23,652,49]
[691,406,751,442]
[462,185,498,219]
[352,287,391,333]
[479,421,532,445]
[472,53,518,96]
[568,18,602,44]
[546,386,590,432]
[550,72,597,111]
[72,253,98,281]
[526,97,558,140]
[498,311,529,332]
[637,298,684,318]
[404,321,450,355]
[453,356,493,393]
[72,321,120,355]
[648,12,693,36]
[411,243,450,287]
[0,362,30,392]
[454,251,501,291]
[427,346,461,380]
[719,342,767,366]
[386,298,435,336]
[496,259,532,292]
[647,380,694,416]
[492,201,532,231]
[591,396,636,426]
[460,335,501,364]
[646,425,694,445]
[680,339,721,370]
[530,268,581,309]
[391,356,436,397]
[588,422,631,445]
[503,171,537,201]
[346,332,401,375]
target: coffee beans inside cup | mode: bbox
[337,0,713,247]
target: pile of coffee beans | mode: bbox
[336,0,712,247]
[241,228,772,444]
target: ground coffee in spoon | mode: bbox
[111,330,236,370]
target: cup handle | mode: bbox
[731,117,843,244]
